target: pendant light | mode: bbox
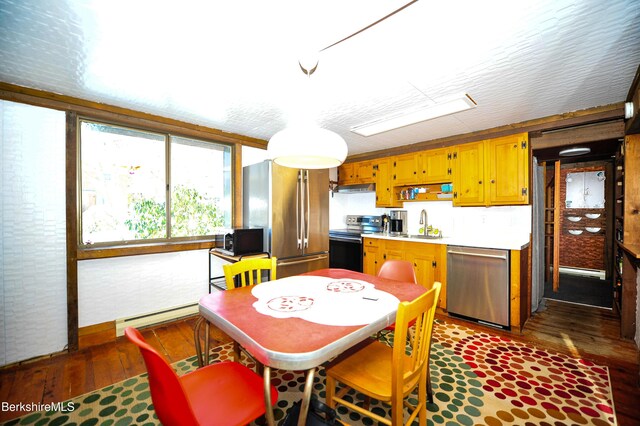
[267,56,348,169]
[268,126,348,169]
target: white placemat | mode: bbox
[251,276,400,326]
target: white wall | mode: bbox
[78,249,229,326]
[1,101,67,365]
[329,191,387,229]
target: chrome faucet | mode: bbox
[419,209,428,236]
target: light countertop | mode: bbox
[363,233,530,251]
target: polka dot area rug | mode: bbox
[2,320,616,426]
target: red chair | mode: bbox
[125,327,277,426]
[377,259,418,284]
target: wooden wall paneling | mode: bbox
[234,143,243,227]
[66,112,79,352]
[623,135,640,243]
[553,161,560,291]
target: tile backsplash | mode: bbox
[329,191,531,238]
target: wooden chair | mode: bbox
[125,326,278,426]
[194,256,277,368]
[325,282,442,426]
[376,259,436,403]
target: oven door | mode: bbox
[329,236,363,272]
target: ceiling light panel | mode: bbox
[350,94,476,137]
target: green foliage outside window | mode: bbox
[125,185,223,239]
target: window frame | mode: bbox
[77,116,233,252]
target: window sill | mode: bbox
[77,239,222,260]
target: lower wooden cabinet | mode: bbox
[363,238,447,309]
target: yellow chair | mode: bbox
[325,282,442,426]
[194,256,277,368]
[222,256,277,289]
[223,256,277,365]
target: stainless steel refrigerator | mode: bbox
[243,160,329,278]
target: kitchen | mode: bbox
[1,0,640,424]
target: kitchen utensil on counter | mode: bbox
[389,210,407,236]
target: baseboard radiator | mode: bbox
[115,303,199,336]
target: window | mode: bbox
[80,120,231,245]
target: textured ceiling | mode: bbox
[1,0,639,156]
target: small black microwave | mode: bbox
[222,228,264,256]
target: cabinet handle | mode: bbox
[491,179,495,183]
[447,168,451,175]
[432,260,436,267]
[479,180,483,184]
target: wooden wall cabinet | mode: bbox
[372,157,399,208]
[392,148,453,186]
[392,153,421,185]
[337,162,355,185]
[422,147,452,183]
[452,141,486,206]
[338,161,374,185]
[486,133,529,205]
[452,133,529,206]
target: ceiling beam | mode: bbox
[530,120,625,150]
[0,82,269,149]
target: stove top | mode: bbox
[330,215,383,237]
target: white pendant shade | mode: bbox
[267,127,348,169]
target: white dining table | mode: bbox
[197,268,427,426]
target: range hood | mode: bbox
[335,183,376,193]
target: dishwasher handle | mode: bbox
[447,250,507,260]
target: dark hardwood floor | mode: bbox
[1,299,638,425]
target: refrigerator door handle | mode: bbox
[278,254,328,266]
[296,170,302,249]
[304,170,310,249]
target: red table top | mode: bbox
[198,268,427,369]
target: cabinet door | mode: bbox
[393,153,420,185]
[383,240,405,263]
[487,133,529,205]
[408,251,436,289]
[422,148,452,183]
[453,141,485,206]
[338,163,355,185]
[363,238,381,276]
[355,161,374,183]
[405,242,446,309]
[373,158,394,207]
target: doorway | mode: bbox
[532,143,617,310]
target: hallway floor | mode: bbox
[544,272,613,308]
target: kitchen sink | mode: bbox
[402,234,443,240]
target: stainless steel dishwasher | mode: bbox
[447,246,510,329]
